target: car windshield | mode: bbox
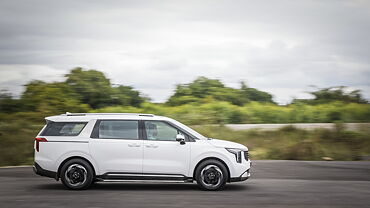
[168,118,207,140]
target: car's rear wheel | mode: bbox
[60,159,94,190]
[195,159,228,191]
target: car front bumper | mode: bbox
[230,169,250,182]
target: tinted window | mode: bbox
[41,122,87,136]
[144,121,180,141]
[99,120,139,139]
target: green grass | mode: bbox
[193,125,370,161]
[0,120,40,166]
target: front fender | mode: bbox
[188,150,235,177]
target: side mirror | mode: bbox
[176,134,186,145]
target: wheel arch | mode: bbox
[57,156,96,179]
[192,157,231,182]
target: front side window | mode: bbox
[98,120,139,139]
[144,121,181,141]
[41,122,87,136]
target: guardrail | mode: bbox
[224,123,370,131]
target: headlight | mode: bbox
[226,148,243,163]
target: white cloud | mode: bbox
[0,0,369,103]
[0,65,64,97]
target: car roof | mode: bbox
[45,113,169,122]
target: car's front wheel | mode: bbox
[195,159,228,191]
[60,159,94,190]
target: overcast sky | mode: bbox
[0,0,369,104]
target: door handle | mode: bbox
[145,144,158,148]
[128,143,141,147]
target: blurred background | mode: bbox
[0,0,370,166]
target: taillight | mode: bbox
[35,137,47,152]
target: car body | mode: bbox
[33,113,251,190]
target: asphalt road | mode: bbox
[1,160,370,208]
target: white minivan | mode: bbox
[33,113,251,190]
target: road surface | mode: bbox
[0,160,370,208]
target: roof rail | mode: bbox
[63,112,154,117]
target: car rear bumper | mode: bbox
[33,162,58,180]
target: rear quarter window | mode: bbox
[40,122,87,136]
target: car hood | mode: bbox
[206,138,248,150]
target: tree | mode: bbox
[166,77,274,106]
[239,81,274,103]
[65,67,145,108]
[292,86,368,104]
[0,90,22,113]
[21,80,90,113]
[65,68,114,109]
[111,85,145,107]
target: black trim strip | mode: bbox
[230,177,249,182]
[97,172,193,182]
[139,120,145,140]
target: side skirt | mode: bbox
[96,173,193,183]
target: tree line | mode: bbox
[0,67,369,124]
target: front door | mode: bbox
[142,120,191,176]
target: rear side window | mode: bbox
[97,120,139,139]
[40,122,87,136]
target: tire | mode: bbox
[60,159,94,190]
[195,159,228,191]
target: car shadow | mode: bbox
[35,182,249,191]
